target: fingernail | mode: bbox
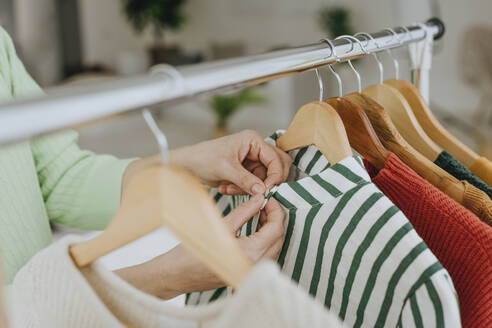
[252,183,265,195]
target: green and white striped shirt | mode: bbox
[187,131,461,327]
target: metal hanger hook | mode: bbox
[314,68,324,102]
[383,28,400,79]
[150,64,186,93]
[328,65,343,97]
[335,35,365,93]
[397,26,413,43]
[384,28,403,45]
[142,64,185,165]
[320,38,343,97]
[355,32,384,84]
[320,37,340,62]
[142,109,169,164]
[335,34,369,55]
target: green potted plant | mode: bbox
[122,0,187,64]
[209,88,267,138]
[318,6,354,39]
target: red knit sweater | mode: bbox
[364,153,492,328]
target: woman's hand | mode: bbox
[124,130,292,196]
[116,195,285,299]
[171,130,291,195]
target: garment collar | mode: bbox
[265,130,371,210]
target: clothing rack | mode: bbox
[0,18,445,145]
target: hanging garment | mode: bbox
[434,151,492,199]
[364,152,492,328]
[187,131,461,328]
[469,156,492,187]
[460,181,492,225]
[0,26,132,284]
[11,235,341,328]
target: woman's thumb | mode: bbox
[224,194,264,232]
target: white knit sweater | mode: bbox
[10,236,341,327]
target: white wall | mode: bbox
[77,0,152,70]
[14,0,62,86]
[428,1,492,113]
[76,0,492,119]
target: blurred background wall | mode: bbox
[2,0,491,158]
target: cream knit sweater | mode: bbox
[11,236,341,327]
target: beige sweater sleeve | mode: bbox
[10,236,342,328]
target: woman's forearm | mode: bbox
[115,245,223,300]
[115,249,178,300]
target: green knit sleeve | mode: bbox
[0,26,135,230]
[434,151,492,200]
[30,132,133,230]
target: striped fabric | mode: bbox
[186,131,461,327]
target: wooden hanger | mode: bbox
[352,31,442,162]
[70,111,252,288]
[384,79,479,167]
[344,93,466,204]
[277,68,352,164]
[320,62,388,170]
[383,26,479,166]
[363,83,442,162]
[325,97,389,171]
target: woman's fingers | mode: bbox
[274,146,292,182]
[215,131,291,195]
[263,237,284,260]
[250,198,285,250]
[218,164,267,195]
[218,184,243,195]
[239,131,289,191]
[219,161,266,195]
[223,194,264,232]
[255,141,287,190]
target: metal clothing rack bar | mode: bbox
[0,18,444,145]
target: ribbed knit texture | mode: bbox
[11,235,341,328]
[461,181,492,226]
[364,153,492,328]
[469,156,492,187]
[0,26,132,283]
[434,150,492,199]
